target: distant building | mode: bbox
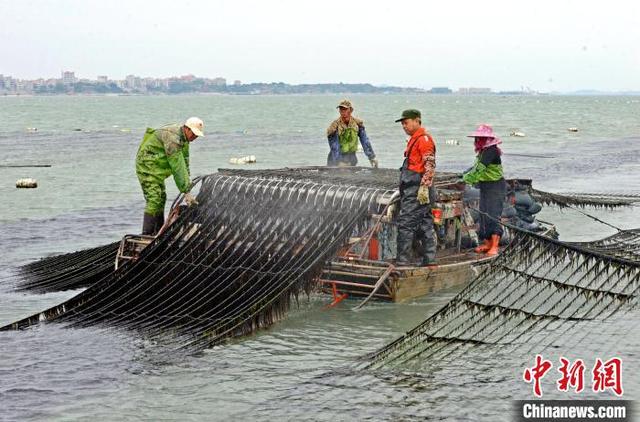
[97,75,108,84]
[4,76,16,90]
[233,80,242,86]
[428,87,452,94]
[458,87,492,95]
[143,77,158,89]
[62,71,76,85]
[125,74,136,89]
[212,77,226,86]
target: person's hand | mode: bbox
[184,192,198,206]
[370,158,379,168]
[417,185,430,205]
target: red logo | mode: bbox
[523,355,623,397]
[592,357,623,396]
[557,357,585,393]
[523,354,553,397]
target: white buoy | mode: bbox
[510,131,526,137]
[16,178,38,188]
[229,155,257,165]
[445,139,460,145]
[568,127,579,132]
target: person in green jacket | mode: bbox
[462,124,506,256]
[135,117,204,235]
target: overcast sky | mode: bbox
[1,0,639,91]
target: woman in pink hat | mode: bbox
[462,124,506,256]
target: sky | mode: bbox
[1,0,639,92]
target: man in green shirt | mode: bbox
[135,117,204,235]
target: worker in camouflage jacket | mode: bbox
[135,117,204,235]
[326,99,378,167]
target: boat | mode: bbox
[115,167,557,304]
[313,174,556,304]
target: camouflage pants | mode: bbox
[138,176,166,217]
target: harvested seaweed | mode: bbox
[15,242,119,293]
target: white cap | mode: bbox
[184,117,204,137]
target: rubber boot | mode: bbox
[486,234,501,256]
[154,213,165,235]
[395,238,413,266]
[142,213,157,235]
[474,239,491,253]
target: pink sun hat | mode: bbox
[467,124,497,138]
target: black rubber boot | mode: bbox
[142,213,165,236]
[154,213,165,235]
[395,236,414,266]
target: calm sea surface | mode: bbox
[0,95,638,420]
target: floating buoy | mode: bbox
[445,139,460,145]
[510,131,526,137]
[568,127,579,132]
[16,178,38,188]
[229,155,257,165]
[26,127,38,133]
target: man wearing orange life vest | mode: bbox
[395,109,437,266]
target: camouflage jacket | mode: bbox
[135,124,191,192]
[326,117,375,163]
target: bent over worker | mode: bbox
[462,124,506,256]
[326,99,378,167]
[395,109,437,266]
[135,117,204,235]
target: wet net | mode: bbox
[13,168,637,295]
[6,167,638,358]
[531,189,640,209]
[1,174,390,351]
[361,224,640,370]
[219,166,462,190]
[14,242,119,293]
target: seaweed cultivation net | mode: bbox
[568,229,640,262]
[219,166,462,190]
[13,169,637,295]
[1,174,390,351]
[361,224,640,371]
[14,242,119,293]
[531,189,640,209]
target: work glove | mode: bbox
[417,185,430,205]
[184,192,198,206]
[369,158,379,168]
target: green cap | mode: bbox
[395,109,421,122]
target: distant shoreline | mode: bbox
[2,92,639,98]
